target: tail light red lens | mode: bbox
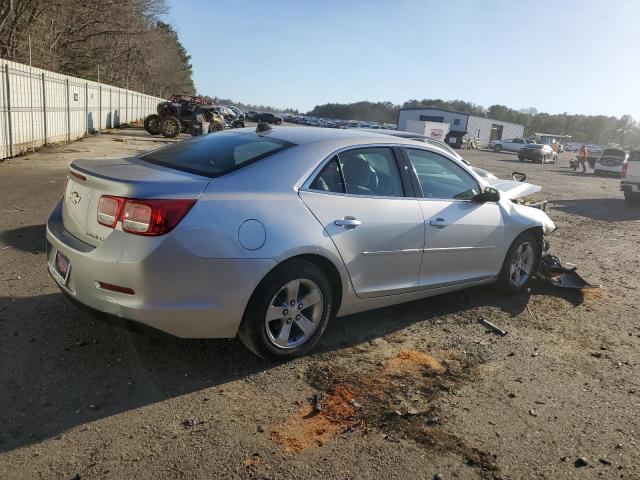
[97,196,125,227]
[621,162,628,178]
[97,196,196,236]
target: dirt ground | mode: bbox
[1,128,639,480]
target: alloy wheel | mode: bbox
[510,241,534,287]
[264,279,323,349]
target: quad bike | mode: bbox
[462,137,480,150]
[144,95,227,138]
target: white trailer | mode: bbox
[405,120,449,141]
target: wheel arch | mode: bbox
[498,225,544,270]
[242,253,345,325]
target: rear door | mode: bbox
[299,147,424,298]
[402,147,504,287]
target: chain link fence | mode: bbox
[0,58,164,160]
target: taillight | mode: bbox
[621,162,628,178]
[97,196,196,236]
[97,196,125,227]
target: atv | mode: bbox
[144,95,226,138]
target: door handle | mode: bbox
[429,218,450,229]
[335,217,362,228]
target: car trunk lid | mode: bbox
[599,149,627,166]
[62,157,210,246]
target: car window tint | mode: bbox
[405,149,480,200]
[140,132,294,177]
[309,157,345,193]
[338,148,404,197]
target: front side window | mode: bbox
[405,149,480,200]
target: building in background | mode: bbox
[397,107,525,148]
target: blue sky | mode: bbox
[165,0,640,119]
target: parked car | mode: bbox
[594,148,629,176]
[518,144,557,163]
[256,112,283,125]
[621,150,640,204]
[489,138,531,153]
[47,127,556,360]
[246,111,259,121]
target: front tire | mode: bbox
[493,145,503,153]
[238,260,333,361]
[496,232,541,294]
[160,116,181,138]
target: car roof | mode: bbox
[229,125,422,146]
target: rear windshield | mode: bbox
[140,132,294,177]
[602,149,625,157]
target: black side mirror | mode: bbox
[512,171,526,182]
[472,187,500,203]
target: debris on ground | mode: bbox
[270,349,499,477]
[537,253,599,289]
[477,317,507,337]
[574,457,588,467]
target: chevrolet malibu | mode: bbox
[47,126,556,360]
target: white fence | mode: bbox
[0,59,164,160]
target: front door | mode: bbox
[299,147,424,298]
[402,147,504,287]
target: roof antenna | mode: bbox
[256,122,272,133]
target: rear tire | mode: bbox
[144,114,161,135]
[624,191,640,205]
[496,231,541,294]
[238,260,333,361]
[518,154,525,161]
[160,116,181,138]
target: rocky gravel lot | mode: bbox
[1,128,639,479]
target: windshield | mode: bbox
[140,132,295,177]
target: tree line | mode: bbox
[309,99,640,147]
[0,0,195,97]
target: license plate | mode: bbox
[54,251,71,284]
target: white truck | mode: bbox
[621,150,640,204]
[405,120,449,141]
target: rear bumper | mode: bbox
[519,150,547,160]
[595,164,623,174]
[46,201,276,338]
[621,181,640,193]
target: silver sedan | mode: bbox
[46,126,556,360]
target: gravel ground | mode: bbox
[1,128,639,480]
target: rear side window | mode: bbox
[140,132,294,177]
[309,147,404,198]
[339,147,404,197]
[310,157,344,193]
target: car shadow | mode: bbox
[0,224,47,253]
[318,282,583,351]
[0,283,583,453]
[0,292,269,453]
[550,198,640,221]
